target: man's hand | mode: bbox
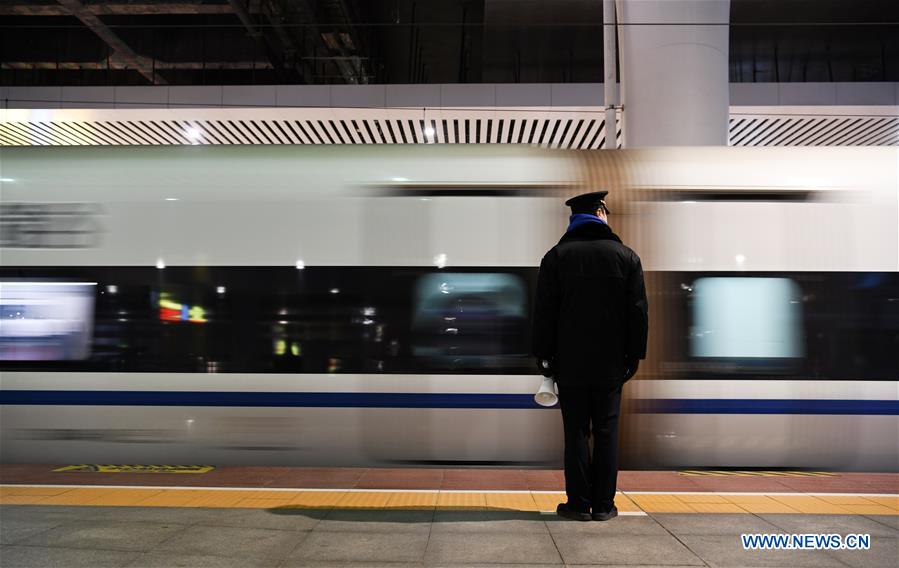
[536,358,555,378]
[623,358,640,383]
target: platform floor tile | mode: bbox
[3,505,899,568]
[423,530,562,565]
[553,533,705,566]
[677,534,846,567]
[650,512,781,536]
[320,508,433,533]
[757,512,899,538]
[124,552,277,567]
[289,530,429,564]
[0,545,139,568]
[154,524,306,560]
[432,510,550,534]
[16,519,185,552]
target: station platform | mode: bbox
[1,465,897,567]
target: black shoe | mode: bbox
[556,503,592,522]
[591,506,618,521]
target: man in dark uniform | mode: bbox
[532,191,648,522]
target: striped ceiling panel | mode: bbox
[0,116,617,148]
[728,114,898,146]
[1,107,895,147]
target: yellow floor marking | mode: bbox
[485,493,539,512]
[0,485,896,515]
[181,490,252,508]
[385,492,438,509]
[616,493,642,513]
[336,492,392,509]
[768,495,852,514]
[134,490,202,507]
[687,503,747,514]
[243,490,302,500]
[288,491,348,508]
[627,495,693,513]
[531,492,564,511]
[677,493,731,504]
[632,493,684,501]
[0,486,72,497]
[0,495,57,505]
[436,492,486,510]
[679,470,836,477]
[89,489,165,507]
[52,465,214,474]
[865,496,899,510]
[232,498,296,509]
[817,495,883,506]
[636,502,695,513]
[722,496,801,514]
[37,488,114,506]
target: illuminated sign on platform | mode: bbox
[159,293,207,323]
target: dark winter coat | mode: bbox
[531,222,648,388]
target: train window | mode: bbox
[800,272,899,381]
[674,272,899,380]
[0,267,536,375]
[690,277,803,362]
[0,281,96,361]
[3,268,895,380]
[411,273,528,370]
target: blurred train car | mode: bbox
[0,145,896,471]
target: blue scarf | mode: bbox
[566,213,607,233]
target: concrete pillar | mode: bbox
[616,0,730,146]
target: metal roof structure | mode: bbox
[2,104,897,147]
[3,79,897,147]
[1,0,897,86]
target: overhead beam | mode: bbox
[293,0,367,84]
[225,0,298,82]
[2,61,274,71]
[0,2,235,16]
[55,0,166,85]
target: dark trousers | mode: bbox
[557,384,622,513]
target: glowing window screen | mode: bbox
[0,281,96,360]
[690,277,802,359]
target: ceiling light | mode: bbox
[156,259,166,269]
[185,127,202,140]
[295,260,305,270]
[424,126,435,137]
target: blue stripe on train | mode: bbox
[641,398,899,416]
[0,390,538,409]
[0,390,897,414]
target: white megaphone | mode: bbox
[534,377,558,407]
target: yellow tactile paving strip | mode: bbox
[1,485,897,515]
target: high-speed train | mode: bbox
[0,145,896,471]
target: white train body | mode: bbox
[1,145,896,471]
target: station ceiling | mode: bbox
[1,0,897,86]
[2,106,896,147]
